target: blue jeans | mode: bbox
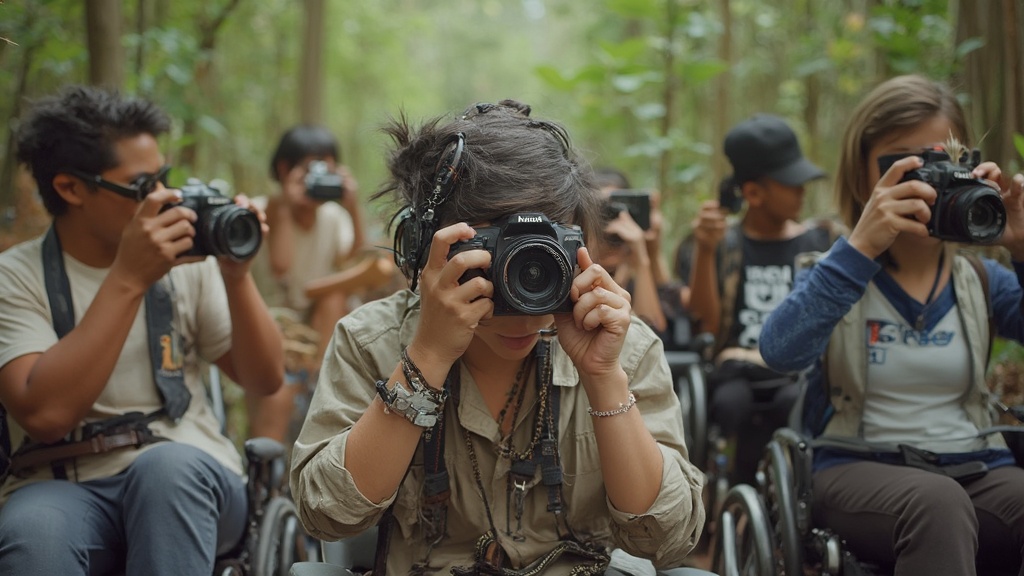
[0,442,247,576]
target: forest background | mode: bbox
[1,0,1024,392]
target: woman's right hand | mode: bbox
[848,155,937,260]
[407,223,494,372]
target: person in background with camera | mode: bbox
[248,124,367,442]
[593,168,673,337]
[682,114,838,484]
[760,74,1024,575]
[291,100,705,575]
[0,85,284,575]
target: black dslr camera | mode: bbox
[164,180,262,261]
[448,213,584,315]
[305,160,345,201]
[878,148,1005,243]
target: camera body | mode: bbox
[718,178,744,214]
[448,213,584,315]
[878,148,1005,243]
[305,160,345,201]
[166,180,263,261]
[603,189,651,230]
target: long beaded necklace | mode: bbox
[460,340,553,564]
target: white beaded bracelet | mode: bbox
[587,390,636,418]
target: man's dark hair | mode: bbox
[593,167,631,191]
[269,125,340,181]
[16,84,171,216]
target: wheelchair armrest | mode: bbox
[770,427,814,533]
[245,437,286,464]
[289,562,350,576]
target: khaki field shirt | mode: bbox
[291,290,704,574]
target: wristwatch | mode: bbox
[375,378,448,428]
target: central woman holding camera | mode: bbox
[290,100,704,575]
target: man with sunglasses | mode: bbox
[0,85,284,575]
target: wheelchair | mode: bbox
[293,535,722,576]
[712,426,1024,576]
[208,368,320,576]
[210,436,320,576]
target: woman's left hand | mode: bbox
[554,247,632,382]
[977,162,1024,260]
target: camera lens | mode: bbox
[204,205,262,261]
[498,237,572,315]
[940,186,1006,243]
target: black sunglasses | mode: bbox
[67,165,172,201]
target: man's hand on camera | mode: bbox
[216,194,266,282]
[111,189,204,295]
[692,199,727,252]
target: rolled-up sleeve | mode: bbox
[289,302,402,540]
[606,326,705,566]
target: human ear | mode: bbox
[742,181,764,208]
[52,174,86,207]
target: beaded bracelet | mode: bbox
[587,390,636,418]
[400,347,444,401]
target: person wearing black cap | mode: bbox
[683,113,839,484]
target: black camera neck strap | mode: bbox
[411,335,568,570]
[41,225,190,422]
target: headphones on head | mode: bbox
[392,132,466,291]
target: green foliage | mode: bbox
[1015,133,1024,161]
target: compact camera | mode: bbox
[602,189,651,230]
[718,178,744,214]
[305,160,345,201]
[878,148,1005,243]
[164,180,262,261]
[447,213,584,315]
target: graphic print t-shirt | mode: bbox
[727,230,828,349]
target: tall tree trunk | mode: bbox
[299,0,326,125]
[0,8,40,213]
[85,0,124,89]
[178,0,241,171]
[656,0,679,197]
[1000,0,1021,168]
[713,0,732,185]
[133,0,150,82]
[956,0,1019,168]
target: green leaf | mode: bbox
[197,115,228,140]
[955,36,985,59]
[1015,133,1024,161]
[535,65,577,91]
[606,0,661,20]
[678,59,727,85]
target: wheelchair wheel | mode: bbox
[685,361,708,469]
[712,484,776,576]
[760,440,802,576]
[253,496,303,576]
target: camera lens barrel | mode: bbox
[496,237,573,315]
[199,204,263,261]
[931,184,1006,243]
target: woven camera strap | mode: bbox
[7,226,184,480]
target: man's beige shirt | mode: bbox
[291,290,705,574]
[0,236,242,498]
